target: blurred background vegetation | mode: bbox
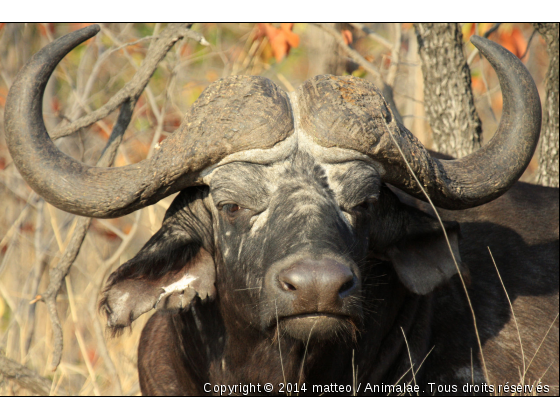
[0,23,555,395]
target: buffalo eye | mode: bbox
[350,197,377,213]
[223,203,241,216]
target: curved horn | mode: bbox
[5,26,293,218]
[297,35,541,210]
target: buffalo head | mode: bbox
[4,25,541,345]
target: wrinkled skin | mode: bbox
[100,149,559,396]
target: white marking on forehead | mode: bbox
[238,239,244,259]
[341,211,352,225]
[250,209,270,235]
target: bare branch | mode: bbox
[314,23,382,80]
[349,23,393,49]
[50,23,208,140]
[40,100,137,372]
[0,354,68,396]
[34,23,209,372]
[483,23,502,38]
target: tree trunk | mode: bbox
[414,23,482,158]
[534,23,559,188]
[307,23,348,77]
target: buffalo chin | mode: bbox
[279,314,358,342]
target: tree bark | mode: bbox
[307,23,348,77]
[414,23,482,158]
[534,23,559,188]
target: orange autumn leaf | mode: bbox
[256,23,300,62]
[341,29,353,45]
[496,27,527,61]
[280,23,300,48]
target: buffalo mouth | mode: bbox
[275,313,359,342]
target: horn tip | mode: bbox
[469,34,487,48]
[83,24,101,36]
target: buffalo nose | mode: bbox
[277,258,358,304]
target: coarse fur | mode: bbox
[102,150,559,395]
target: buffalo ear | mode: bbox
[387,210,469,295]
[99,188,216,333]
[100,242,216,333]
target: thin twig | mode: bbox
[297,319,317,394]
[0,354,68,396]
[483,23,502,38]
[523,313,559,378]
[84,210,142,396]
[65,277,101,396]
[487,247,526,384]
[520,29,538,60]
[349,23,393,49]
[23,201,48,355]
[400,326,418,396]
[274,301,287,389]
[314,23,382,78]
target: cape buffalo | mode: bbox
[5,25,558,396]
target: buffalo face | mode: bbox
[208,152,379,341]
[100,142,467,344]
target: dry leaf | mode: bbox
[256,23,300,62]
[496,27,528,61]
[341,29,353,45]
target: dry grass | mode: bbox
[0,23,549,396]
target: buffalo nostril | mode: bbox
[338,277,357,296]
[280,280,297,292]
